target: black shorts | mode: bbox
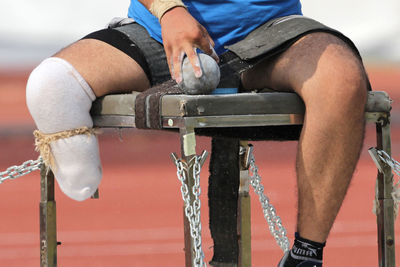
[82,15,364,88]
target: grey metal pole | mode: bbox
[39,166,58,267]
[238,141,252,267]
[376,119,396,267]
[180,125,197,267]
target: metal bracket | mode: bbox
[171,150,208,168]
[239,144,254,170]
[369,147,385,173]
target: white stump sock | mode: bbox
[26,57,102,201]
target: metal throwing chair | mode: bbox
[39,90,395,267]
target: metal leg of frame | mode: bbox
[39,166,58,267]
[180,126,197,267]
[238,142,252,267]
[376,120,396,267]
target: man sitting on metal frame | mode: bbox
[26,0,369,266]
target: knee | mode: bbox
[26,57,96,133]
[300,33,368,114]
[326,36,368,105]
[26,57,85,109]
[333,58,368,111]
[26,58,58,118]
[26,57,95,110]
[315,64,368,120]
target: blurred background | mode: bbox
[1,0,399,70]
[0,0,399,266]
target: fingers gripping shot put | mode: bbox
[179,53,220,95]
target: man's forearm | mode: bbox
[138,0,187,21]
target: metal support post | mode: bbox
[180,125,197,267]
[376,119,396,267]
[39,166,58,267]
[238,142,252,267]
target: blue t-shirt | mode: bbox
[128,0,302,55]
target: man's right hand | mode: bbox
[160,7,219,84]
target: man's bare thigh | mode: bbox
[241,32,366,96]
[54,38,150,97]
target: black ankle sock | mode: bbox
[283,233,326,267]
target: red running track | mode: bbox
[0,65,399,266]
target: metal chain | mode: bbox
[173,154,206,267]
[248,151,290,252]
[0,157,42,184]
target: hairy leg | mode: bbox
[241,32,368,243]
[55,38,150,96]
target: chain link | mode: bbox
[248,150,290,252]
[173,154,206,267]
[0,157,42,184]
